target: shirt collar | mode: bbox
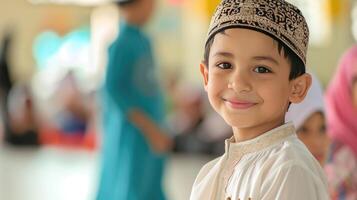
[225,122,296,155]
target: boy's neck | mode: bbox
[232,119,285,143]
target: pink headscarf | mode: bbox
[326,45,357,157]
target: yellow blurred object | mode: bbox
[206,0,221,18]
[188,0,220,21]
[325,0,349,22]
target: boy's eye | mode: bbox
[216,62,232,69]
[254,66,271,73]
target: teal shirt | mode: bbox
[97,21,166,200]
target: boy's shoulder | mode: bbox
[264,134,313,162]
[255,137,329,198]
[259,136,323,175]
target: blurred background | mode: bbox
[0,0,356,199]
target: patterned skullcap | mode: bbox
[207,0,309,66]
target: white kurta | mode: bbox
[190,123,329,200]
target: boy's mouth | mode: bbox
[223,98,257,109]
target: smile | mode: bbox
[223,98,257,109]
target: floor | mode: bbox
[0,144,213,200]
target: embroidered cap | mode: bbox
[207,0,309,66]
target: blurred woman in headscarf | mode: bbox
[325,45,357,200]
[286,72,329,166]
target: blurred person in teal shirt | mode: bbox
[96,0,172,199]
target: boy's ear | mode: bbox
[200,62,209,91]
[289,73,312,103]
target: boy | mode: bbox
[97,0,171,199]
[190,0,329,199]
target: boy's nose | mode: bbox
[228,70,252,93]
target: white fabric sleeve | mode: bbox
[259,161,329,200]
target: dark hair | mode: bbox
[203,29,305,80]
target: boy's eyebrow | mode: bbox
[253,56,279,65]
[212,51,234,58]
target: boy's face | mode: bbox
[200,28,310,135]
[297,112,329,166]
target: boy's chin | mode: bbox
[222,116,256,129]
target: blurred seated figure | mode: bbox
[54,72,89,135]
[169,84,231,156]
[0,30,40,147]
[0,30,13,103]
[0,30,14,144]
[4,83,40,146]
[40,71,96,149]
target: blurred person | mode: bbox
[0,31,39,146]
[286,72,330,166]
[325,45,357,200]
[4,83,40,146]
[0,31,13,140]
[53,71,91,135]
[0,30,13,96]
[96,0,171,199]
[169,83,231,155]
[40,70,97,149]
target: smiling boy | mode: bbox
[190,0,329,199]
